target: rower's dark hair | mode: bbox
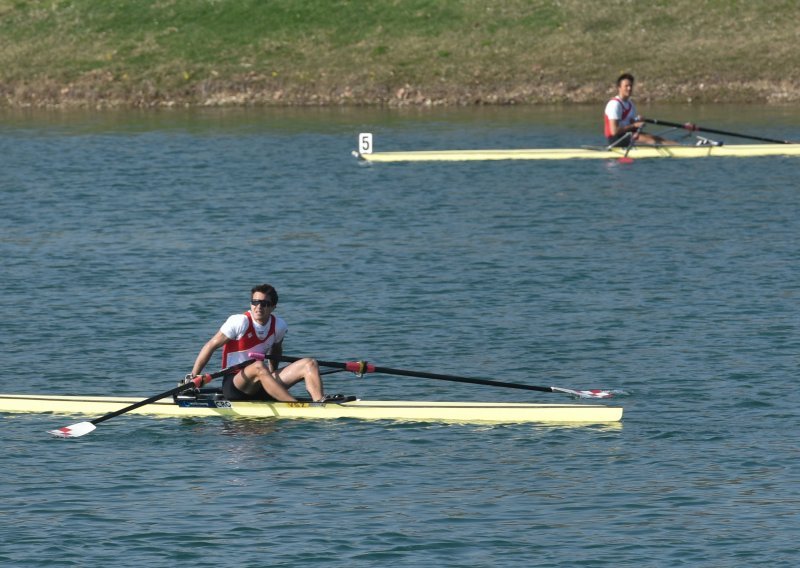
[251,283,278,305]
[617,73,635,86]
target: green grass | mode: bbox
[1,0,799,107]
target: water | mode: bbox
[1,105,799,566]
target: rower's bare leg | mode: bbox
[234,362,297,402]
[276,358,324,401]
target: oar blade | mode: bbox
[48,421,97,438]
[551,387,627,399]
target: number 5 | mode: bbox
[359,133,373,154]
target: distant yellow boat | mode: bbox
[0,393,623,424]
[354,144,800,162]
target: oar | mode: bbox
[266,354,623,399]
[643,118,794,144]
[48,358,258,438]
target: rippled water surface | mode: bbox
[1,106,799,566]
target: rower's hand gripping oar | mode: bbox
[269,355,626,399]
[643,118,795,145]
[48,357,260,438]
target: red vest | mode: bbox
[604,97,634,137]
[222,312,276,367]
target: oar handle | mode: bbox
[643,118,793,144]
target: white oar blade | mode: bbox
[576,390,615,399]
[551,387,627,399]
[48,422,96,438]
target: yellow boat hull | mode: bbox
[356,144,800,162]
[0,394,622,424]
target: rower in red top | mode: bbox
[604,73,678,147]
[188,283,324,401]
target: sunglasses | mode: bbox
[250,299,274,308]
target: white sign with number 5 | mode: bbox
[358,133,373,154]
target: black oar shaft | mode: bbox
[372,364,554,393]
[90,384,187,425]
[271,355,554,394]
[90,359,254,426]
[644,118,792,144]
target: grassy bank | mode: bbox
[2,0,799,108]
